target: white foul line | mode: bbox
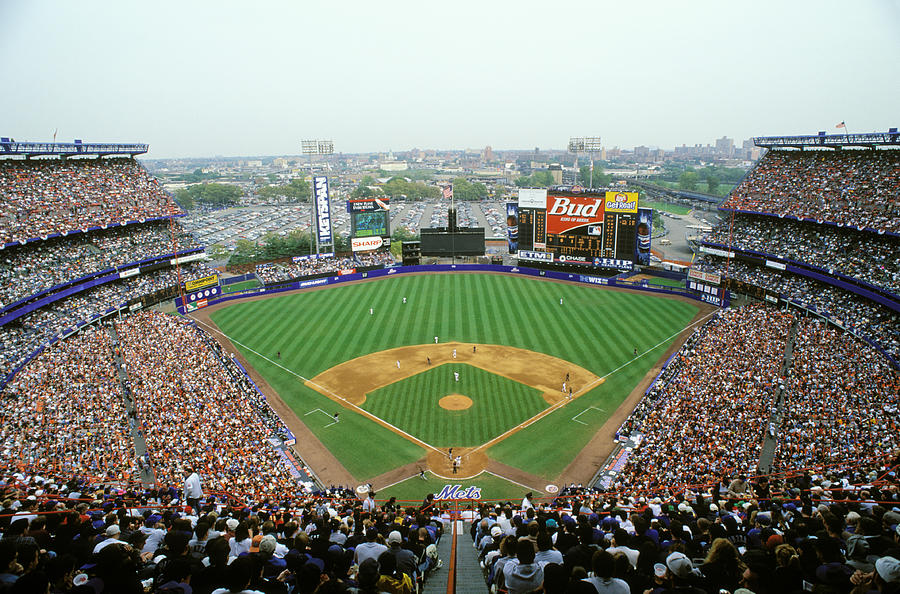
[190,316,443,454]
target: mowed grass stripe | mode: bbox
[362,364,547,447]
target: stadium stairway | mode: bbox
[758,319,799,474]
[423,520,485,594]
[107,324,156,486]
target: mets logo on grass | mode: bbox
[434,485,482,501]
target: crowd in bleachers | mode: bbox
[722,149,900,233]
[0,158,182,244]
[354,250,395,267]
[256,257,358,285]
[0,326,136,483]
[614,306,792,495]
[695,257,900,359]
[0,221,200,310]
[471,469,899,594]
[775,318,900,472]
[115,312,301,501]
[0,263,210,380]
[703,215,900,295]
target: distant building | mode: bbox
[482,145,494,163]
[715,136,734,157]
[548,164,563,184]
[380,161,409,172]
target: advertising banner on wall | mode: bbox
[635,207,652,265]
[313,176,333,247]
[518,188,547,209]
[605,191,639,214]
[545,193,606,235]
[351,236,384,252]
[506,202,518,253]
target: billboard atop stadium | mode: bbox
[313,176,333,247]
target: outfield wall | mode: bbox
[175,263,729,314]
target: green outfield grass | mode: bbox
[222,279,262,293]
[364,364,547,447]
[379,471,543,503]
[646,277,686,288]
[640,200,693,215]
[209,273,699,484]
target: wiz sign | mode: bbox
[434,485,482,501]
[313,176,333,246]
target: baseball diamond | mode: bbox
[199,272,707,492]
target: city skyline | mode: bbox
[2,0,898,159]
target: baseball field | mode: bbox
[200,272,706,499]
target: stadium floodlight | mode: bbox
[583,137,602,152]
[569,135,602,188]
[301,139,334,155]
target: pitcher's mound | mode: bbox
[439,394,473,410]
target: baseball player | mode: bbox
[454,371,459,382]
[396,360,401,369]
[452,349,457,359]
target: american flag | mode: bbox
[442,185,453,200]
[835,121,846,129]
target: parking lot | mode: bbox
[183,200,509,250]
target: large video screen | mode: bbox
[517,188,643,269]
[348,197,391,239]
[352,211,389,237]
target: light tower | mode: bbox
[568,136,602,188]
[301,140,334,254]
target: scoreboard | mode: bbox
[517,188,649,269]
[347,197,391,239]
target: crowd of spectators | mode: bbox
[469,470,900,594]
[0,221,200,310]
[256,257,359,285]
[0,326,136,484]
[613,306,793,496]
[115,312,302,502]
[0,158,182,245]
[0,263,210,380]
[354,250,395,268]
[703,215,900,295]
[775,318,900,473]
[0,468,447,594]
[695,257,900,359]
[722,149,900,233]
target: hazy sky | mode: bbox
[2,1,898,159]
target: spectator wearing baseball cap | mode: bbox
[386,529,417,582]
[93,524,126,554]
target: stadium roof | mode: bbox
[754,129,899,149]
[0,138,148,157]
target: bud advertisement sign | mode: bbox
[546,193,606,235]
[313,176,333,247]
